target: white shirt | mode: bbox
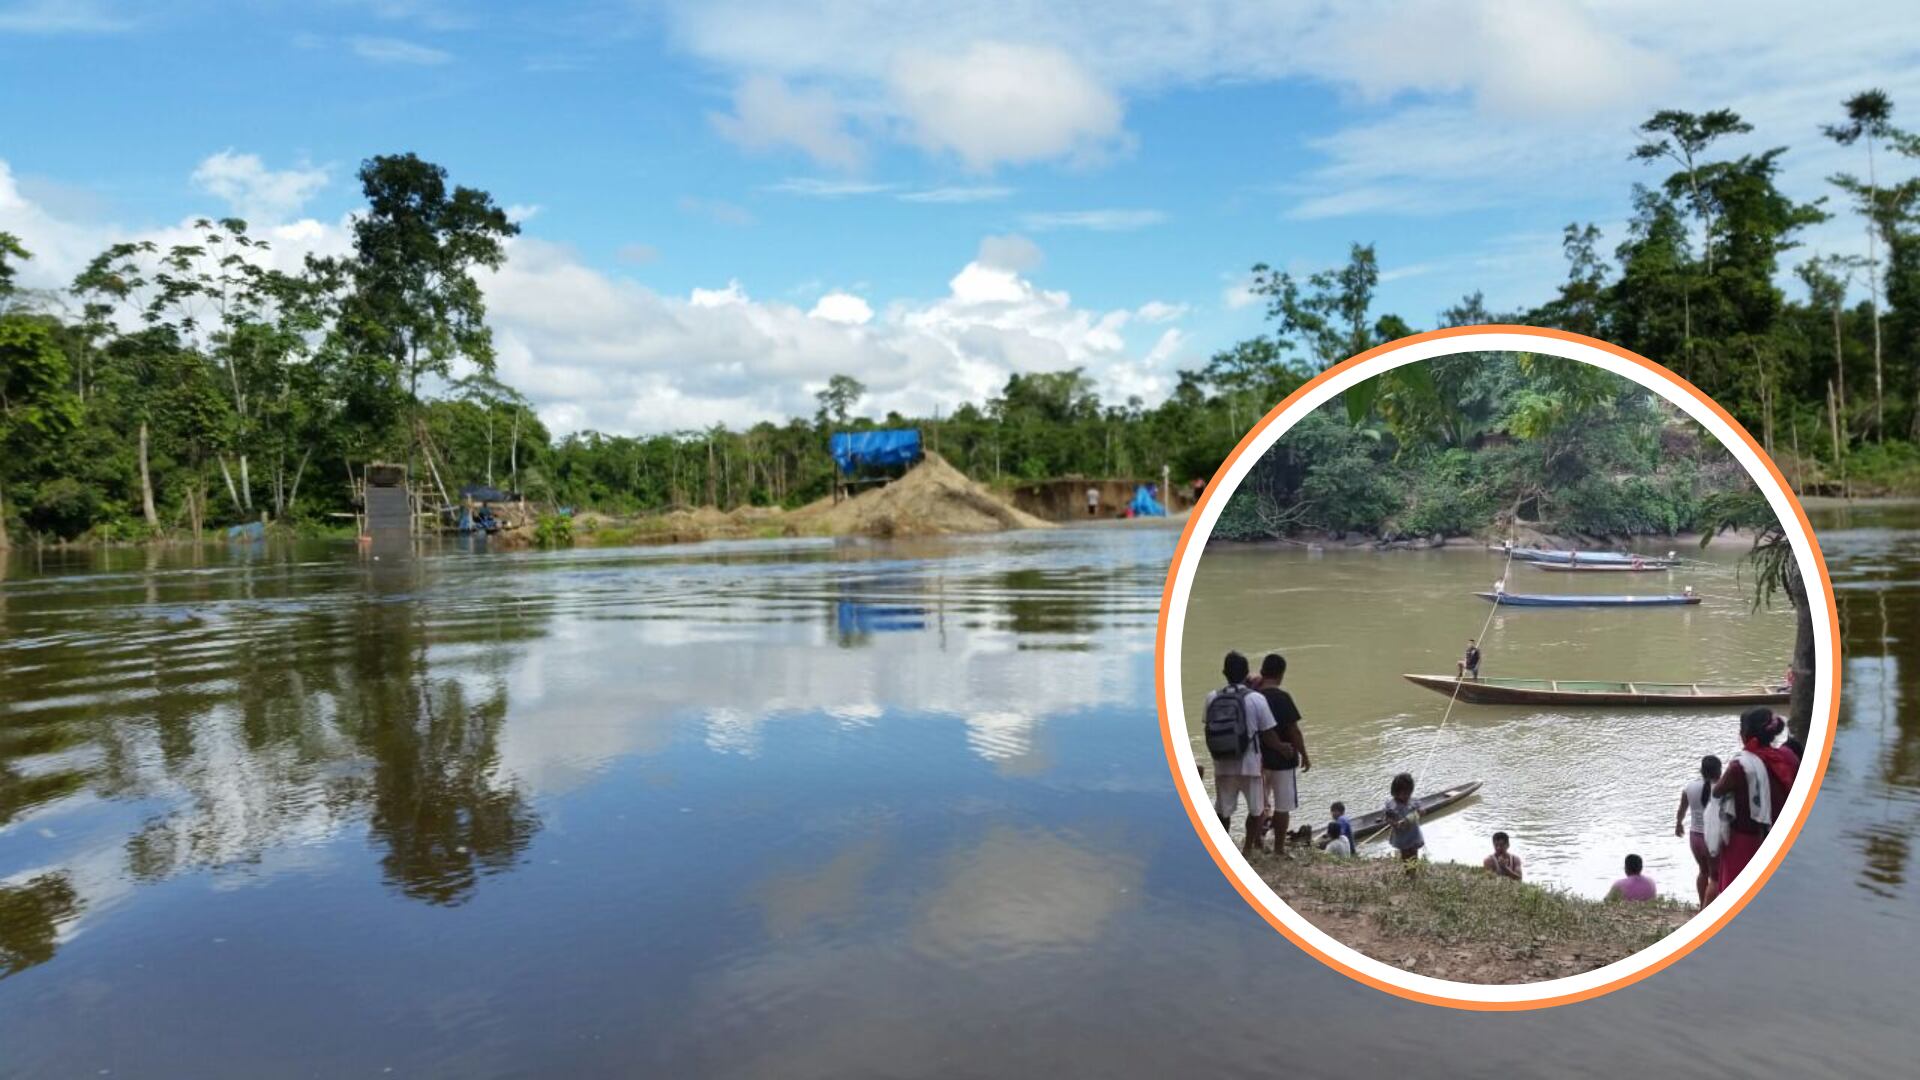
[1323,835,1355,857]
[1684,777,1713,833]
[1203,685,1276,778]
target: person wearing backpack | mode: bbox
[1203,651,1284,855]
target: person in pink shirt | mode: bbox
[1607,854,1657,902]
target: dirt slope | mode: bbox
[796,453,1050,537]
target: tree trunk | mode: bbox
[239,454,253,511]
[287,448,311,511]
[0,479,9,549]
[1868,137,1884,443]
[1831,299,1847,422]
[217,456,243,513]
[139,422,160,528]
[1785,558,1815,746]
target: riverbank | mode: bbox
[1204,523,1757,554]
[1249,849,1692,984]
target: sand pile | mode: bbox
[801,453,1051,536]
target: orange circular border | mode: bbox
[1154,325,1841,1010]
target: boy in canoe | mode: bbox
[1457,639,1482,680]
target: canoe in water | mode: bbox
[1506,547,1643,564]
[1343,780,1484,844]
[1531,561,1674,573]
[1401,673,1789,707]
[1476,591,1700,606]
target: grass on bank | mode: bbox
[1249,849,1693,984]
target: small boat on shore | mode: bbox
[1531,561,1674,573]
[1476,591,1700,607]
[1402,673,1789,706]
[1346,780,1484,844]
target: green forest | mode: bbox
[3,92,1919,545]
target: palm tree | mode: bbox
[1702,492,1814,742]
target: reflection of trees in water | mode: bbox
[0,558,554,982]
[988,569,1102,640]
[0,874,81,981]
[1838,573,1920,894]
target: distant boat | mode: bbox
[1531,561,1674,573]
[1506,547,1660,565]
[1476,591,1700,607]
[1402,673,1788,706]
[1344,780,1484,844]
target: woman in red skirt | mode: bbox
[1710,708,1800,899]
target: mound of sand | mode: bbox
[801,453,1051,537]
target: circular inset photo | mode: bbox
[1156,327,1837,1009]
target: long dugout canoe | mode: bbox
[1475,591,1700,606]
[1402,673,1789,706]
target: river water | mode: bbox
[2,514,1916,1075]
[1179,540,1793,899]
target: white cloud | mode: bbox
[1221,274,1258,311]
[809,291,874,324]
[1134,300,1187,323]
[710,75,866,171]
[190,151,330,225]
[350,35,451,65]
[896,185,1012,204]
[0,154,1212,439]
[976,234,1042,273]
[616,242,660,264]
[1020,209,1165,232]
[890,42,1126,170]
[0,0,128,33]
[767,177,896,197]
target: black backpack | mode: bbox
[1204,685,1252,759]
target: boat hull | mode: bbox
[1531,562,1673,573]
[1476,592,1700,606]
[1402,673,1788,707]
[1344,780,1484,843]
[1507,547,1642,564]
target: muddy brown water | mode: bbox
[1180,538,1793,899]
[2,512,1917,1075]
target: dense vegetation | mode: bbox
[1212,354,1751,541]
[3,92,1920,544]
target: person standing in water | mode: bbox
[1384,773,1425,862]
[1483,832,1523,880]
[1675,755,1723,904]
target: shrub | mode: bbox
[534,512,573,548]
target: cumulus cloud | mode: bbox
[808,291,874,325]
[2,154,1187,439]
[190,151,329,225]
[710,75,866,171]
[890,42,1126,170]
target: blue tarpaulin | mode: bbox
[830,429,922,474]
[1129,485,1166,517]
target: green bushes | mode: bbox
[533,512,573,548]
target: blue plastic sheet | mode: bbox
[830,429,922,474]
[1129,485,1166,517]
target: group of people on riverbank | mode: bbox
[1202,650,1310,856]
[1674,707,1804,904]
[1203,649,1805,907]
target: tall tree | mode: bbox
[1251,243,1384,369]
[332,153,519,415]
[1633,108,1754,275]
[813,374,866,427]
[1824,91,1898,440]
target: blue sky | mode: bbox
[4,1,1917,434]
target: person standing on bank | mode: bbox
[1086,485,1100,517]
[1710,709,1800,898]
[1252,653,1310,856]
[1203,651,1285,856]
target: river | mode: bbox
[1,513,1916,1075]
[1179,538,1793,899]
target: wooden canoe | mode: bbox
[1476,591,1700,606]
[1506,547,1642,564]
[1345,780,1484,845]
[1402,673,1789,706]
[1531,561,1674,573]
